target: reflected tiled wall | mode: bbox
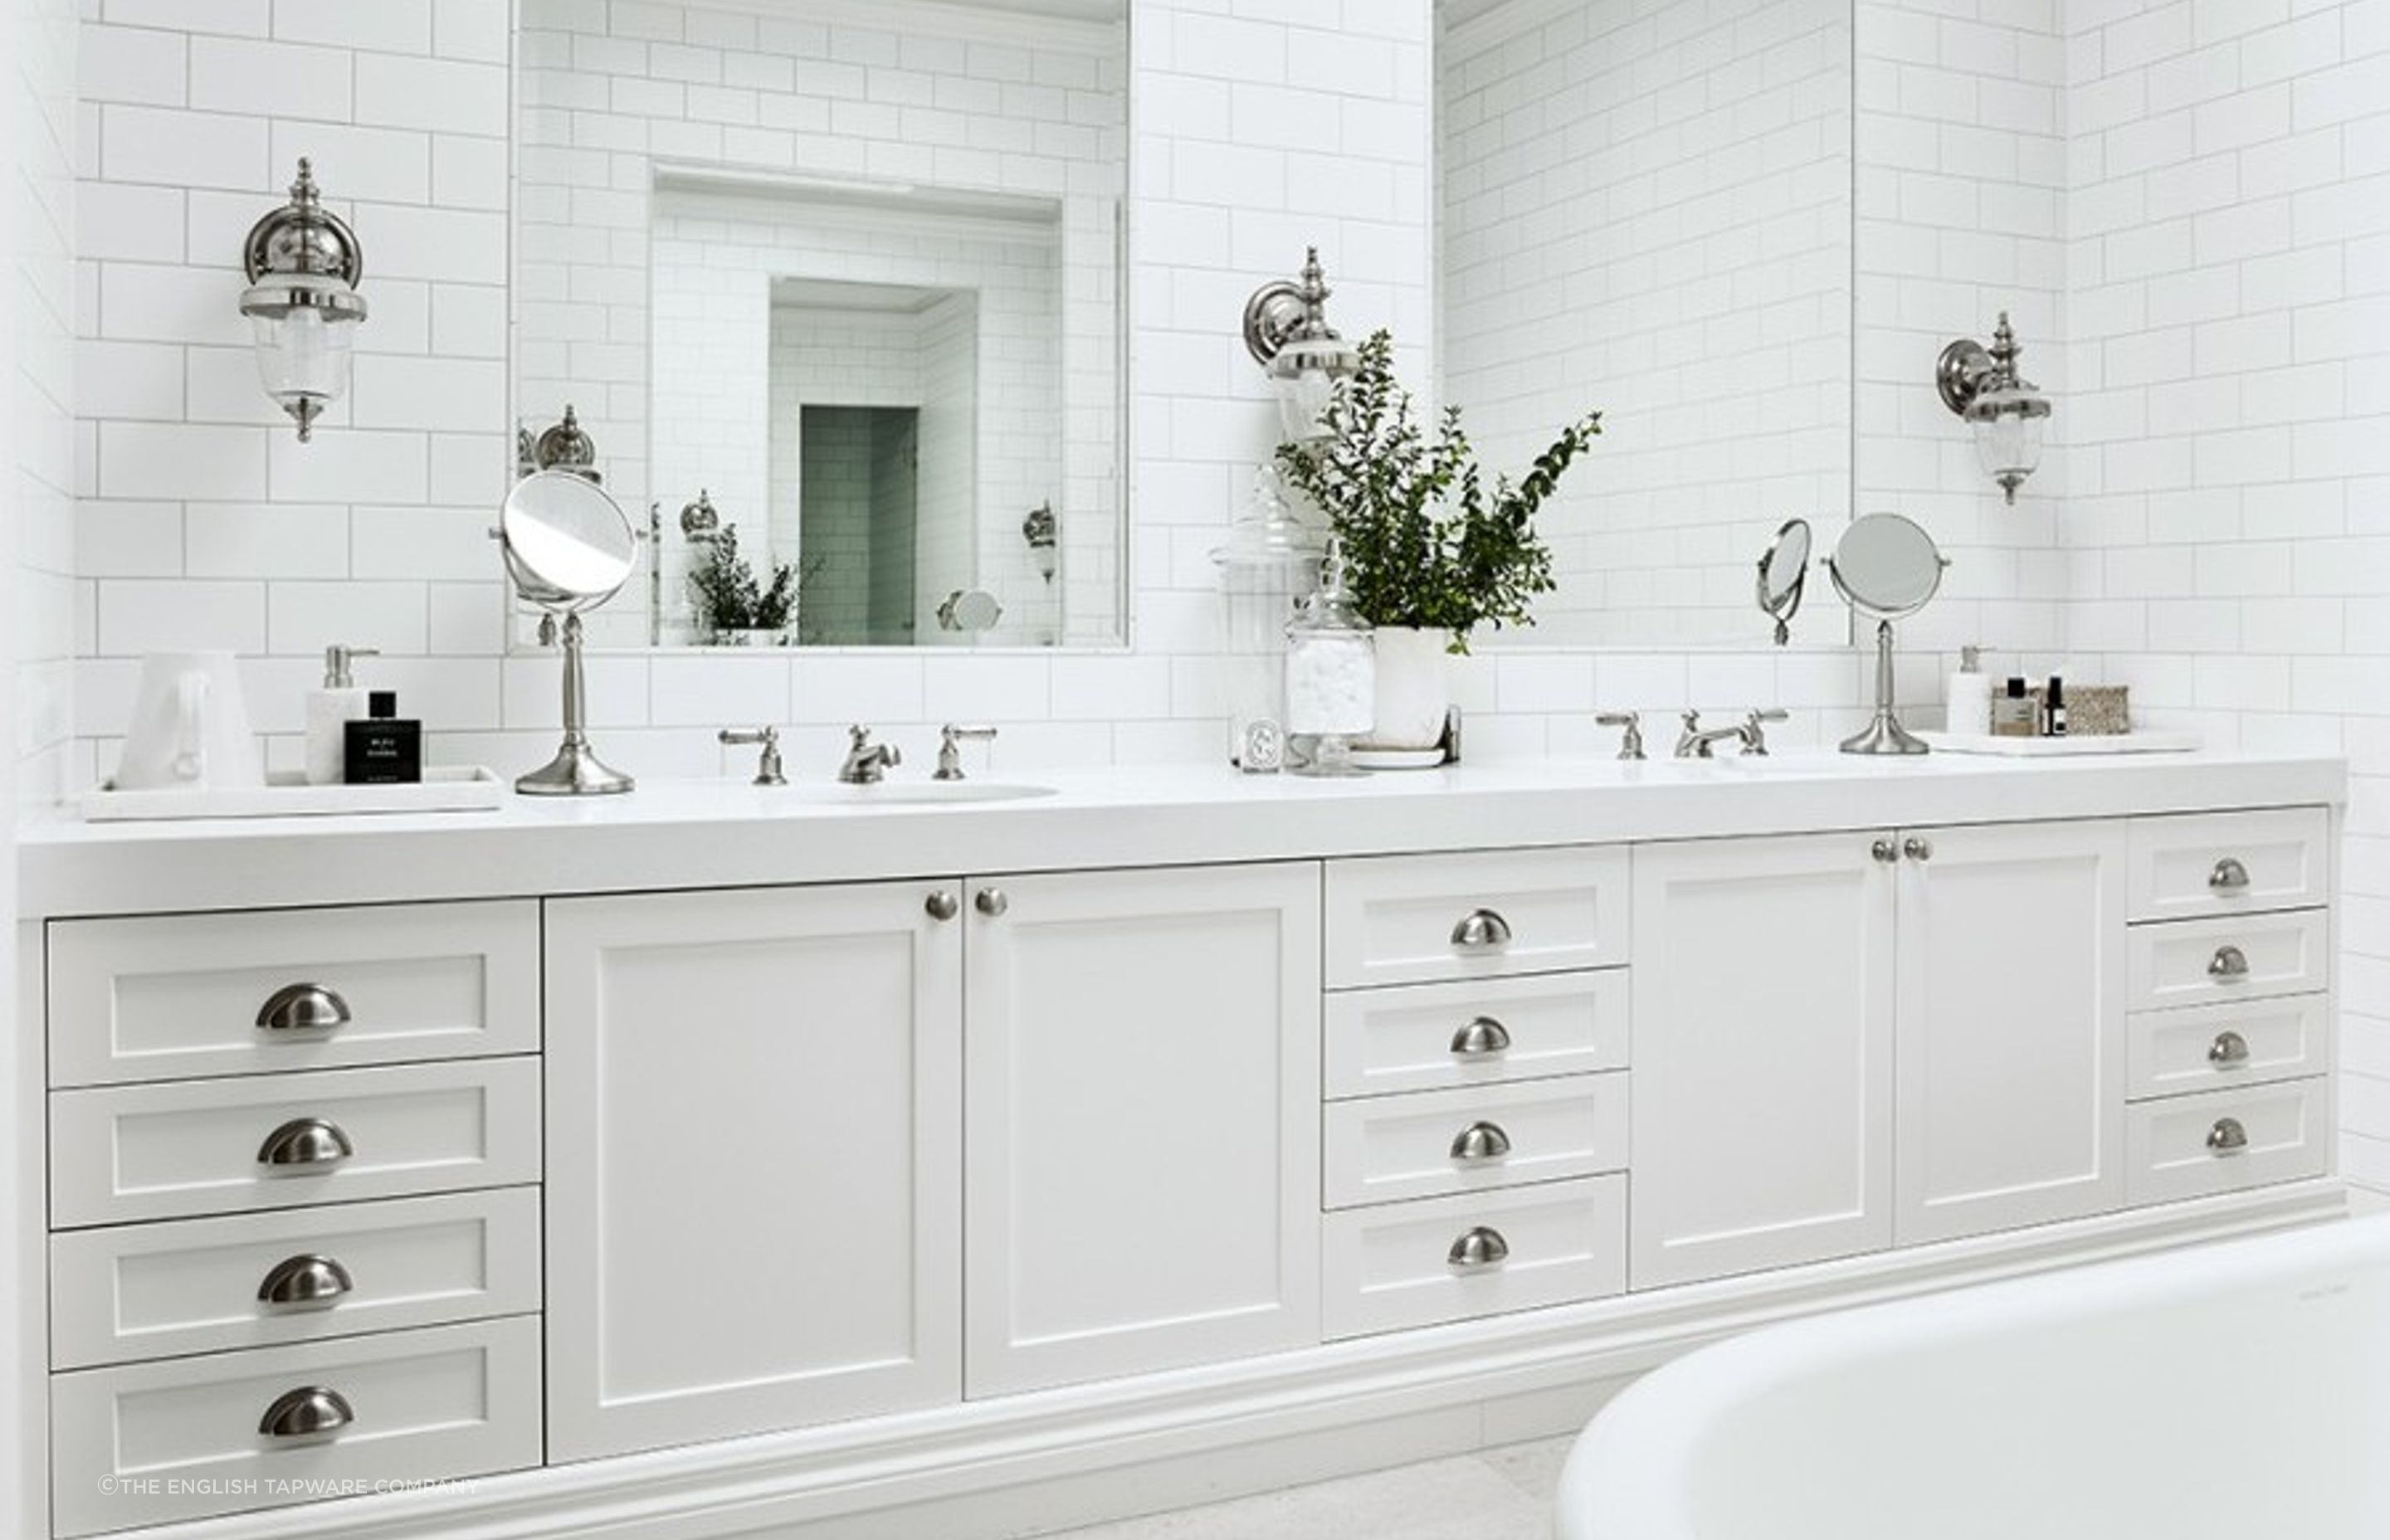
[14,0,75,809]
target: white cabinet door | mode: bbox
[1631,833,1895,1289]
[965,862,1322,1396]
[1895,821,2129,1245]
[544,881,963,1461]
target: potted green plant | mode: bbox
[687,524,798,646]
[1275,329,1601,751]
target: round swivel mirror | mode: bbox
[497,471,638,796]
[1827,512,1949,758]
[1828,511,1946,621]
[500,470,637,614]
[1754,518,1812,646]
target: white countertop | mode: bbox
[15,749,2346,919]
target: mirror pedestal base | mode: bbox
[1840,616,1931,757]
[517,738,635,796]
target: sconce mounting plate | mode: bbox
[1243,280,1310,368]
[241,159,364,288]
[1935,337,1993,416]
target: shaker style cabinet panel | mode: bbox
[1629,834,1896,1289]
[544,881,963,1462]
[1894,821,2129,1245]
[964,863,1323,1397]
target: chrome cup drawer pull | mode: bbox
[256,982,352,1034]
[1448,1120,1514,1164]
[258,1385,354,1440]
[2208,1030,2252,1068]
[2208,856,2251,893]
[256,1117,354,1168]
[1449,1016,1513,1058]
[1450,909,1514,952]
[256,1253,354,1309]
[2207,1117,2250,1155]
[1447,1226,1510,1272]
[2207,944,2251,982]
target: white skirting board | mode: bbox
[82,767,507,821]
[1919,730,2202,757]
[110,1180,2344,1540]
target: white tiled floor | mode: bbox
[1041,1436,1572,1540]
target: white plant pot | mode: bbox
[1362,626,1453,752]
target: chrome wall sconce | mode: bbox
[1022,500,1057,582]
[518,403,602,482]
[238,158,367,442]
[1244,246,1360,442]
[680,487,721,542]
[1938,312,2051,504]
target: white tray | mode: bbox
[83,767,509,822]
[1919,730,2202,758]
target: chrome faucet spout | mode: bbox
[839,725,902,785]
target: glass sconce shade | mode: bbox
[238,158,367,442]
[241,275,365,442]
[1246,247,1361,445]
[1965,384,2051,504]
[1022,500,1059,581]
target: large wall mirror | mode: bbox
[1436,0,1855,649]
[513,0,1128,651]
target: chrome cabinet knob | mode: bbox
[258,1385,354,1440]
[2208,1030,2251,1068]
[2208,856,2251,892]
[1902,836,1934,861]
[1449,1016,1513,1058]
[256,1118,354,1168]
[924,890,960,921]
[256,1254,354,1309]
[256,982,350,1034]
[1450,909,1514,951]
[1871,837,1899,863]
[2207,1116,2250,1155]
[975,888,1008,918]
[1446,1226,1510,1272]
[2207,944,2251,982]
[1448,1120,1514,1164]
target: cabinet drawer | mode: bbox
[1324,971,1629,1099]
[2126,909,2328,1011]
[51,1188,542,1370]
[2126,995,2331,1102]
[51,1315,542,1538]
[1322,1174,1626,1341]
[2129,808,2329,923]
[1324,1073,1629,1210]
[51,1058,543,1228]
[1325,846,1629,989]
[49,900,540,1088]
[2124,1078,2330,1206]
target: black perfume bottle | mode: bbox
[344,690,422,784]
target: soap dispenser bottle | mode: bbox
[1948,646,1992,736]
[305,644,380,785]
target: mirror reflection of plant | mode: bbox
[1275,329,1600,651]
[687,524,800,637]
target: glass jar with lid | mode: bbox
[1210,465,1324,772]
[1284,537,1374,777]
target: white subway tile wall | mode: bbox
[17,0,76,809]
[2055,0,2390,1188]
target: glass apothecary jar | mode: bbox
[1285,538,1374,777]
[1210,466,1324,772]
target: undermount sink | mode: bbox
[788,782,1057,806]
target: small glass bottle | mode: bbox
[1284,538,1374,777]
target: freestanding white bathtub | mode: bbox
[1557,1217,2390,1540]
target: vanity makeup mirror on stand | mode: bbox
[1828,513,1949,756]
[1755,519,1813,646]
[499,471,640,795]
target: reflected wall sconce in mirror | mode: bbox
[1937,312,2051,505]
[680,488,721,542]
[238,158,367,443]
[1244,246,1361,442]
[519,403,602,482]
[1023,501,1057,582]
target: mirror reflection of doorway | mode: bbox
[798,406,919,646]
